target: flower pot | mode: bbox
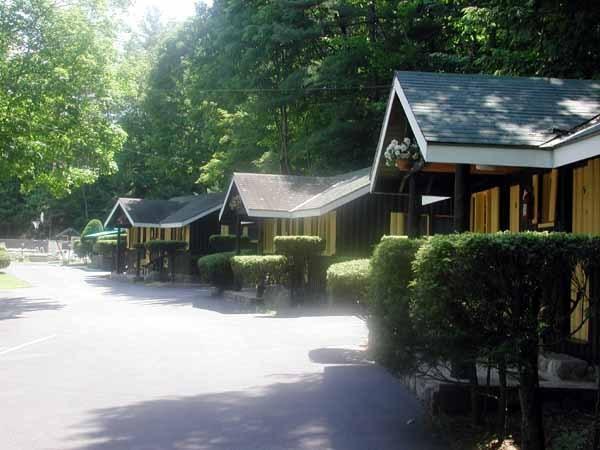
[395,159,411,171]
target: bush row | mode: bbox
[197,252,235,288]
[0,248,11,270]
[368,232,600,446]
[231,255,287,287]
[326,258,371,305]
[144,240,187,252]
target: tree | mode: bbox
[0,0,127,196]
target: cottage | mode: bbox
[219,167,452,257]
[104,193,225,276]
[371,71,600,360]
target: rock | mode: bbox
[539,352,591,381]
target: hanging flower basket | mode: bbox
[384,137,422,170]
[395,159,411,171]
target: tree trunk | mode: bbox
[279,105,290,175]
[519,339,545,450]
[497,357,508,440]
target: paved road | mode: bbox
[0,264,443,450]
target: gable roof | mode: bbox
[105,192,225,228]
[396,71,600,148]
[370,71,600,190]
[221,168,371,220]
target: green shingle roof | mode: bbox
[106,193,225,228]
[396,71,600,147]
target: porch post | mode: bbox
[407,175,420,238]
[116,226,121,273]
[234,214,241,255]
[454,163,470,232]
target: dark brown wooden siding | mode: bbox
[335,193,453,257]
[189,211,221,255]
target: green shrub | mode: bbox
[80,219,104,256]
[145,240,188,252]
[231,255,288,288]
[197,252,235,289]
[411,233,600,446]
[368,236,423,370]
[208,235,251,253]
[93,240,117,256]
[273,235,325,256]
[81,219,104,237]
[326,258,371,305]
[0,249,11,270]
[73,240,85,258]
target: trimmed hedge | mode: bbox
[145,240,187,252]
[197,252,235,289]
[208,234,251,253]
[368,236,423,369]
[326,258,371,305]
[73,240,85,258]
[274,236,325,256]
[93,240,118,256]
[231,255,288,287]
[0,249,11,270]
[81,219,103,238]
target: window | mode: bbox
[570,264,589,342]
[470,187,500,233]
[221,225,229,236]
[533,170,558,227]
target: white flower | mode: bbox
[399,143,408,152]
[403,137,411,145]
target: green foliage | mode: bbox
[208,235,252,253]
[0,249,11,270]
[79,219,105,256]
[274,236,325,256]
[0,0,127,196]
[6,0,600,237]
[93,240,117,256]
[73,240,85,258]
[144,240,188,252]
[81,220,104,238]
[368,236,423,370]
[196,252,235,289]
[326,259,371,305]
[231,255,288,287]
[410,233,600,447]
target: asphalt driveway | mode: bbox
[0,264,443,450]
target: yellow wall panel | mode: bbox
[510,185,520,233]
[573,158,600,234]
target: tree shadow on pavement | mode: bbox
[308,348,372,365]
[0,296,64,320]
[83,276,261,314]
[68,365,445,450]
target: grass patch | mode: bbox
[0,272,30,289]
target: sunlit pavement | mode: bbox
[0,263,443,450]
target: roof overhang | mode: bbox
[221,176,371,221]
[106,199,222,229]
[104,200,135,229]
[370,76,600,193]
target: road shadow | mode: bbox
[68,365,445,450]
[255,304,367,320]
[309,347,372,365]
[0,296,64,320]
[82,275,260,315]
